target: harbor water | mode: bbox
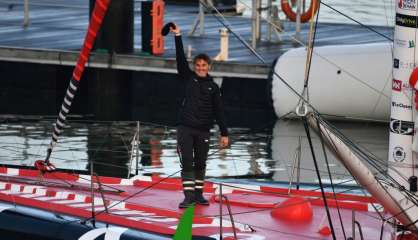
[240,0,395,26]
[0,0,394,184]
[0,118,388,185]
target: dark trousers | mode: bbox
[177,125,210,193]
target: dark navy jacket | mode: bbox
[175,35,228,136]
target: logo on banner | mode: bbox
[392,101,413,110]
[393,79,402,91]
[395,38,415,48]
[393,146,406,162]
[393,58,414,69]
[399,0,416,10]
[394,58,400,68]
[392,79,413,92]
[390,118,414,135]
[396,13,418,28]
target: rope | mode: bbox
[315,117,347,239]
[320,1,393,41]
[303,117,337,240]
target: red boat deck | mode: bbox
[0,167,393,239]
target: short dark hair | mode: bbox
[193,53,212,65]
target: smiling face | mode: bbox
[193,59,210,78]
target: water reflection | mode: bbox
[0,120,274,179]
[271,119,388,184]
[0,119,389,182]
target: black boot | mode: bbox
[194,189,209,205]
[194,169,209,205]
[179,191,195,208]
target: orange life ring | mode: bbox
[281,0,319,23]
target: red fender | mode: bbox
[281,0,319,23]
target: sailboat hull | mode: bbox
[0,166,394,239]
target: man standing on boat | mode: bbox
[170,23,229,208]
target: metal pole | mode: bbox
[295,0,302,41]
[219,183,223,239]
[352,210,356,240]
[255,0,261,40]
[199,1,205,36]
[267,0,273,41]
[90,160,96,226]
[296,136,302,190]
[251,0,257,49]
[135,121,140,175]
[23,0,30,28]
[189,1,205,36]
[288,140,301,194]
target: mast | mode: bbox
[388,0,418,226]
[43,0,111,164]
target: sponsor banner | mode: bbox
[393,146,407,162]
[392,101,413,110]
[398,0,417,10]
[390,118,414,135]
[396,13,418,28]
[394,38,416,48]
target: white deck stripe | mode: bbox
[92,197,105,205]
[77,175,91,184]
[19,193,47,198]
[0,190,19,195]
[52,199,84,204]
[108,202,126,210]
[127,216,177,222]
[10,184,22,192]
[92,206,107,211]
[35,196,68,201]
[70,203,96,208]
[6,168,19,176]
[111,210,145,215]
[22,186,38,193]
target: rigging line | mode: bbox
[368,71,392,121]
[75,175,125,193]
[320,1,393,41]
[377,194,418,231]
[316,114,413,186]
[80,169,182,224]
[199,0,265,64]
[310,114,391,220]
[81,132,242,222]
[381,0,391,27]
[303,117,337,240]
[235,0,391,101]
[315,114,386,168]
[302,0,321,93]
[315,116,347,239]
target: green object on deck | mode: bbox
[173,205,195,240]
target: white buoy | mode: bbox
[271,42,393,120]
